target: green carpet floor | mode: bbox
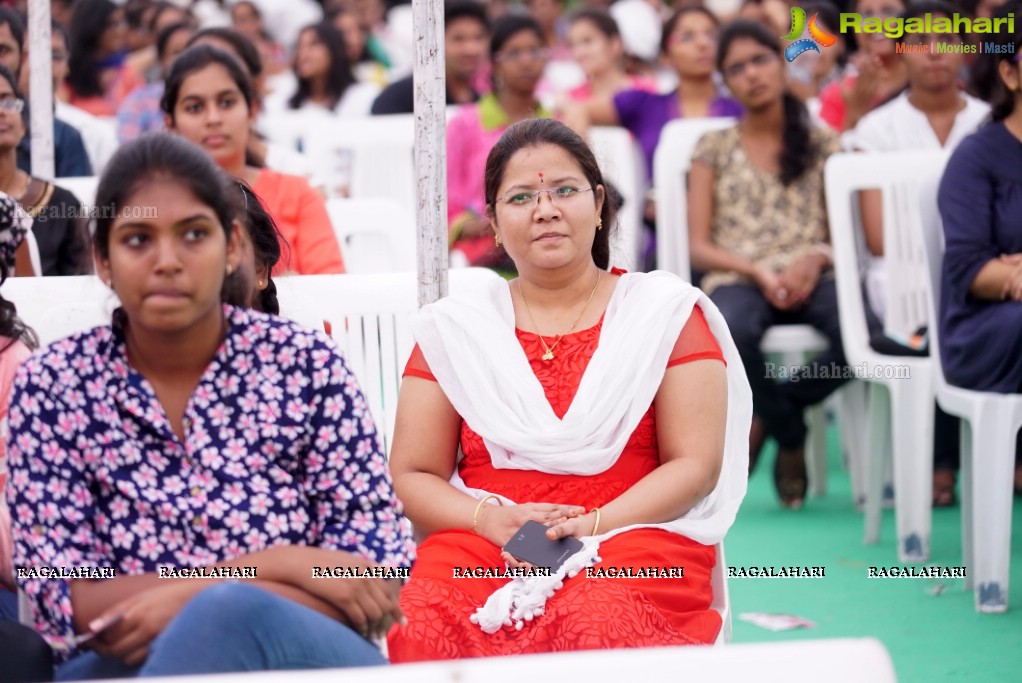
[726,429,1022,682]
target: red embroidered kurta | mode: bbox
[387,299,726,661]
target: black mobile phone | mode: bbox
[502,520,584,572]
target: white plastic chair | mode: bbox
[55,176,99,207]
[121,639,896,682]
[711,541,732,645]
[653,117,845,496]
[653,118,734,281]
[257,110,408,201]
[0,275,112,344]
[274,269,504,458]
[24,230,42,276]
[918,174,1022,612]
[326,198,417,274]
[588,126,646,270]
[825,151,950,562]
[328,115,416,209]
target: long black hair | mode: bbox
[484,118,617,270]
[288,22,356,110]
[223,181,284,315]
[718,20,815,186]
[67,0,120,99]
[94,132,236,263]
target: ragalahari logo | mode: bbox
[782,7,838,62]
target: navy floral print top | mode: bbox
[6,305,415,653]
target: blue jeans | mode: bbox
[56,583,386,680]
[0,588,19,621]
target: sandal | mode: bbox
[748,416,767,475]
[774,444,807,509]
[932,469,956,508]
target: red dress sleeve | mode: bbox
[403,344,436,381]
[667,305,725,367]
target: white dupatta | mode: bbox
[410,270,751,632]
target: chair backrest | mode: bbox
[1,271,504,459]
[257,111,416,205]
[55,176,99,207]
[0,275,112,344]
[588,126,646,270]
[824,151,950,365]
[284,113,417,210]
[326,198,417,274]
[322,115,417,209]
[916,171,952,395]
[24,231,42,276]
[275,269,503,457]
[711,541,732,644]
[652,117,736,280]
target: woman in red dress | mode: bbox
[387,119,751,661]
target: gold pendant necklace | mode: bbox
[519,271,602,361]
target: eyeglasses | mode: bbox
[495,186,593,208]
[495,47,550,63]
[722,52,776,79]
[0,97,24,113]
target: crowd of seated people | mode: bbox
[0,0,1020,678]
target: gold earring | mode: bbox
[596,217,603,231]
[494,234,502,248]
[226,264,233,276]
[257,279,265,287]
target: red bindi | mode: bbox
[538,172,544,184]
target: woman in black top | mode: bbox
[0,65,89,275]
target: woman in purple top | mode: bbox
[565,7,741,181]
[937,38,1022,493]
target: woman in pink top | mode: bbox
[163,45,345,275]
[564,9,656,104]
[448,15,553,268]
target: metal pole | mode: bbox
[412,0,448,307]
[27,0,54,181]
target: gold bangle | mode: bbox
[472,495,502,535]
[589,507,601,536]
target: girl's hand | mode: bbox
[90,581,204,666]
[545,510,600,541]
[286,548,404,640]
[777,254,825,309]
[477,502,586,548]
[753,266,793,310]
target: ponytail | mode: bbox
[258,277,280,315]
[779,92,814,186]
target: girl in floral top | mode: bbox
[7,133,414,679]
